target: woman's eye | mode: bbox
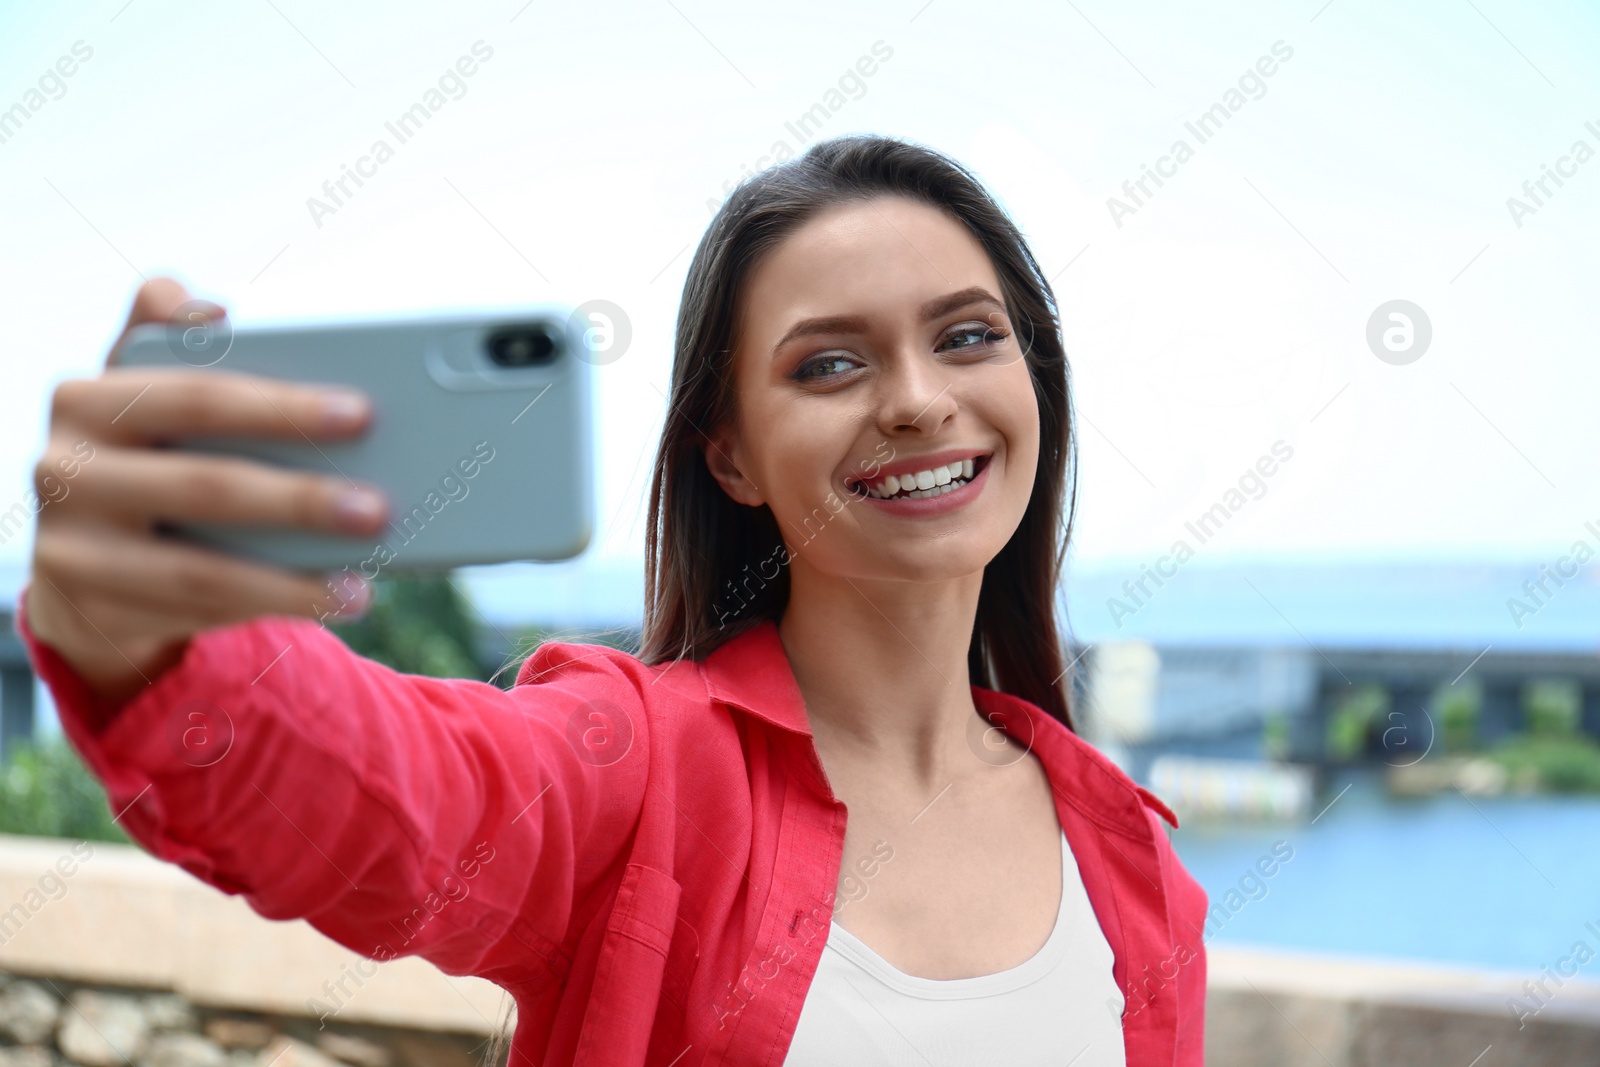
[796,354,858,380]
[939,321,1009,353]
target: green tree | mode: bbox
[1435,678,1483,753]
[1488,677,1600,793]
[1325,683,1389,762]
[333,574,487,681]
[0,737,130,844]
[1522,678,1581,737]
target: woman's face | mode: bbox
[706,194,1041,585]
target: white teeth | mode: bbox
[863,458,981,499]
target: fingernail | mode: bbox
[332,487,386,531]
[325,573,371,620]
[343,578,372,617]
[320,389,370,433]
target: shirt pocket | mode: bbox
[575,862,698,1066]
[649,912,702,1064]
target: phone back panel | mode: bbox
[116,308,593,573]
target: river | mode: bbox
[1168,769,1600,972]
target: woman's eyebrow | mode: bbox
[918,285,1005,323]
[771,314,866,354]
[770,286,1006,355]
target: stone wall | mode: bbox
[0,836,504,1035]
[0,976,500,1067]
[1207,945,1600,1065]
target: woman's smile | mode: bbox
[844,449,996,517]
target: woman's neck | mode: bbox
[777,559,985,789]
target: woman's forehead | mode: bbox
[741,198,1002,333]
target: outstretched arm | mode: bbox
[21,601,652,988]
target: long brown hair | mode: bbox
[640,134,1081,728]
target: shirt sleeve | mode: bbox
[16,590,653,990]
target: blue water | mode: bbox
[1168,770,1600,972]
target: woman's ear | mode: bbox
[701,426,766,507]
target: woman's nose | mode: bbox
[878,356,957,434]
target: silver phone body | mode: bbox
[116,307,593,573]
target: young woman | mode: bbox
[22,135,1208,1065]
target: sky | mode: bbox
[2,0,1598,597]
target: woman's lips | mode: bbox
[846,454,993,516]
[845,451,992,497]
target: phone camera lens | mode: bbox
[486,325,558,367]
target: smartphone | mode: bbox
[116,306,594,573]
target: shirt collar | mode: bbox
[699,618,1176,839]
[700,618,812,735]
[975,686,1181,836]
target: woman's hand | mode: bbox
[24,277,390,704]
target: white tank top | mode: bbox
[784,828,1127,1066]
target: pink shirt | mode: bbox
[20,601,1208,1065]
